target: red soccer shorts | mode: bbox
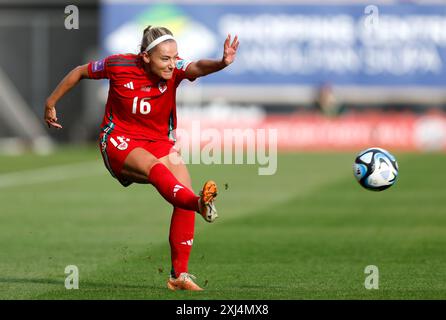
[98,132,177,187]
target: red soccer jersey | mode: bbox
[87,53,193,141]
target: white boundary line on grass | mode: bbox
[0,161,105,189]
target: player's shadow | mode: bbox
[0,277,61,285]
[0,277,159,290]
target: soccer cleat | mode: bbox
[167,273,203,291]
[198,180,218,223]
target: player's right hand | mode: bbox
[44,105,63,129]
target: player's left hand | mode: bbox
[222,34,239,66]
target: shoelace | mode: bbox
[207,203,216,214]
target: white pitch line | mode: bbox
[0,161,105,189]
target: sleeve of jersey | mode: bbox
[174,58,196,87]
[87,57,109,79]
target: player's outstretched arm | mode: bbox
[185,34,239,79]
[44,64,89,129]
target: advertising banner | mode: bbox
[102,1,446,87]
[176,112,446,152]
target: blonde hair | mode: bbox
[140,26,174,53]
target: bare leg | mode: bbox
[120,147,199,212]
[120,147,159,184]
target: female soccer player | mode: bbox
[44,26,239,291]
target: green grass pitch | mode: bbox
[0,146,445,299]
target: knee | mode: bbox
[146,159,161,175]
[147,158,160,170]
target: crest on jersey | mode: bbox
[141,85,151,92]
[158,81,167,93]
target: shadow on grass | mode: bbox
[0,277,159,290]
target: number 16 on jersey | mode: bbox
[132,97,151,115]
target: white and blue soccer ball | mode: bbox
[353,147,399,191]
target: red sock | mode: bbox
[147,163,199,212]
[169,207,195,278]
